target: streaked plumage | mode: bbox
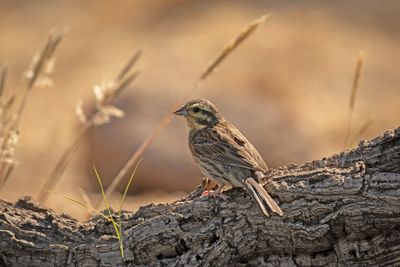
[174,99,283,217]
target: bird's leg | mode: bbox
[201,177,215,196]
[201,177,217,191]
[216,184,225,194]
[201,183,229,200]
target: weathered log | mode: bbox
[0,127,399,266]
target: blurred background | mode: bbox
[0,0,399,220]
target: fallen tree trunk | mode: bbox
[0,127,399,266]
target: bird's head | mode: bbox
[174,99,222,129]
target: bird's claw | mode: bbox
[201,190,229,200]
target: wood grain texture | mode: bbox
[0,127,399,266]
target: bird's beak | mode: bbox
[173,106,188,116]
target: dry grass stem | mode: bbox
[24,30,65,90]
[78,187,94,213]
[343,51,364,149]
[37,126,88,203]
[94,112,174,210]
[196,14,270,86]
[349,116,374,147]
[16,30,66,127]
[350,51,364,111]
[0,65,18,189]
[94,14,271,209]
[37,51,142,204]
[117,49,143,81]
[0,64,7,97]
[1,30,65,189]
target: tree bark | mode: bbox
[0,127,399,267]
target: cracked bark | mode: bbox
[0,127,399,266]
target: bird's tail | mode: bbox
[243,177,283,217]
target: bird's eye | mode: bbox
[192,107,200,113]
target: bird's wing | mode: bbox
[225,121,268,171]
[191,127,264,172]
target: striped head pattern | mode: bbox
[174,99,222,129]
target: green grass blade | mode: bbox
[119,212,124,259]
[44,190,113,222]
[116,158,142,259]
[118,158,143,213]
[93,165,121,240]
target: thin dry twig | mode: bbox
[343,51,364,149]
[37,51,142,204]
[94,14,270,210]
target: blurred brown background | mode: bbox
[0,0,399,220]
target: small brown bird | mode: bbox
[174,98,283,217]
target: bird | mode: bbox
[174,98,283,217]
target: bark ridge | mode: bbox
[0,128,399,266]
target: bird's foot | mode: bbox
[201,177,218,191]
[201,190,229,200]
